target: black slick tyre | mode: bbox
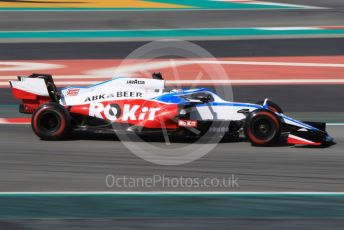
[244,109,281,146]
[31,103,71,140]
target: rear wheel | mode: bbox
[32,103,71,140]
[244,109,281,146]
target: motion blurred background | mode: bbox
[0,0,344,229]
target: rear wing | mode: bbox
[9,73,60,114]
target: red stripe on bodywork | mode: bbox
[11,87,38,100]
[0,118,31,124]
[287,134,321,146]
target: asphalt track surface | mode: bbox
[1,10,343,31]
[0,124,343,192]
[0,38,343,60]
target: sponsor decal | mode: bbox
[67,88,79,96]
[178,120,197,128]
[85,94,106,102]
[89,103,160,121]
[127,79,145,85]
[117,91,143,98]
[85,92,143,102]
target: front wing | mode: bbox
[279,114,334,146]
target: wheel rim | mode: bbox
[251,117,276,141]
[38,111,61,133]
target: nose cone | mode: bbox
[324,133,335,146]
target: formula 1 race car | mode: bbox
[9,73,334,146]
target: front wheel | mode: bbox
[244,109,281,146]
[32,103,71,140]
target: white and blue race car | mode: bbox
[10,73,334,146]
